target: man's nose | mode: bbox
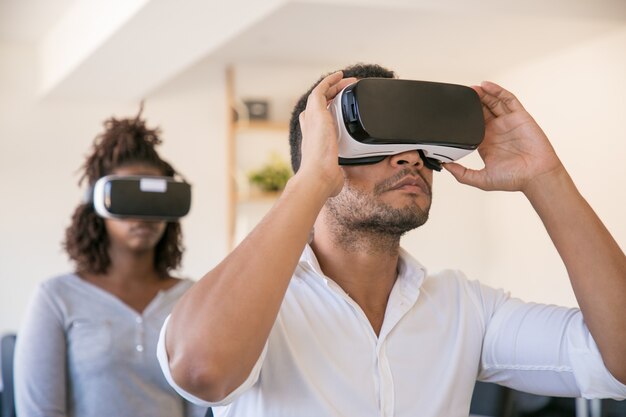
[388,150,425,168]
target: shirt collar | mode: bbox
[299,244,328,284]
[298,244,427,290]
[395,246,427,303]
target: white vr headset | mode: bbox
[89,175,192,221]
[329,78,485,171]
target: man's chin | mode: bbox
[382,193,430,209]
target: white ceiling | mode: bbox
[0,0,77,43]
[214,2,626,81]
[1,0,625,100]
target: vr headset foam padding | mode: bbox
[329,78,485,171]
[92,175,191,221]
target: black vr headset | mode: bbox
[88,175,192,221]
[329,78,485,171]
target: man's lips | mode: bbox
[388,176,430,195]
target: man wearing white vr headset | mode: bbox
[159,64,626,416]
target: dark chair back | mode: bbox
[601,398,626,417]
[1,333,17,417]
[470,381,515,417]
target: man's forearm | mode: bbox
[525,167,626,383]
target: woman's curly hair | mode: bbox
[63,107,184,277]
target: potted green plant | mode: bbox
[247,153,293,193]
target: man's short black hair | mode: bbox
[288,63,396,173]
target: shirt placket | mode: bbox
[375,279,421,417]
[134,315,145,354]
[332,283,397,417]
[376,340,394,417]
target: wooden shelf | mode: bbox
[226,67,292,249]
[235,120,289,132]
[237,190,283,203]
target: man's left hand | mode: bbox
[444,81,565,195]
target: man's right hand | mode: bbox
[297,71,357,198]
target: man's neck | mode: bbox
[311,217,402,336]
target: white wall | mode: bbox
[0,43,229,334]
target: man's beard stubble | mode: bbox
[325,168,431,252]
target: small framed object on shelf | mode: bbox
[243,99,270,121]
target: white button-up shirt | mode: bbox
[158,246,626,416]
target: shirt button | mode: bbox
[136,317,143,324]
[136,344,144,352]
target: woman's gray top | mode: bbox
[14,273,207,417]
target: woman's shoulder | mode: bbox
[38,272,82,294]
[24,273,85,317]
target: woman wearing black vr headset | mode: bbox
[14,110,208,417]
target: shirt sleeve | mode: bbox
[14,283,68,417]
[477,286,626,399]
[156,314,268,407]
